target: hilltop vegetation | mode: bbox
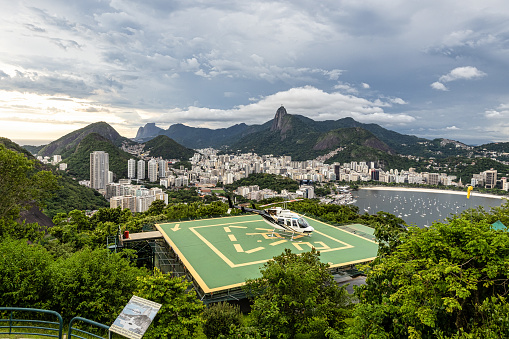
[326,144,420,170]
[143,135,195,160]
[44,172,109,218]
[37,122,130,157]
[224,173,300,193]
[65,133,133,181]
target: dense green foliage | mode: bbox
[0,238,147,323]
[0,238,53,308]
[44,172,109,218]
[168,187,202,203]
[246,248,351,338]
[224,173,299,193]
[65,132,134,180]
[0,144,58,239]
[135,269,204,338]
[202,302,243,338]
[47,248,147,323]
[143,135,195,161]
[347,210,509,338]
[476,142,509,153]
[171,160,192,170]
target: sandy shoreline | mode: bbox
[359,186,507,200]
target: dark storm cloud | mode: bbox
[2,0,509,143]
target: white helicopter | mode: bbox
[227,197,314,240]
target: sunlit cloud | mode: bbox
[431,81,448,91]
[439,66,486,83]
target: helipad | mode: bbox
[156,214,378,293]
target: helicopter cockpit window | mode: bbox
[298,218,310,228]
[292,220,298,227]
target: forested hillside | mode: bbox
[143,135,195,160]
[224,173,300,193]
[65,133,133,180]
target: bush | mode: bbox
[47,248,147,323]
[203,302,242,339]
[0,238,53,308]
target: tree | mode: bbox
[202,301,242,339]
[0,144,58,237]
[135,269,204,338]
[347,216,509,338]
[0,238,53,308]
[146,199,166,216]
[47,248,147,323]
[371,211,407,257]
[245,248,351,338]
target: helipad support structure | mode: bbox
[156,215,378,300]
[155,214,378,300]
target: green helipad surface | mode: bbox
[156,214,378,293]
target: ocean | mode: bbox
[11,139,51,146]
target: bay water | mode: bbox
[354,188,506,227]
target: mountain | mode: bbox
[22,144,46,155]
[135,123,164,140]
[136,122,251,148]
[0,137,35,159]
[65,133,134,181]
[130,107,503,161]
[0,137,108,219]
[325,144,418,170]
[38,122,131,158]
[229,106,395,161]
[136,107,430,156]
[143,135,195,160]
[476,142,509,153]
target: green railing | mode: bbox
[0,308,111,339]
[0,307,63,338]
[68,317,111,339]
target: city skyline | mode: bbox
[2,1,509,145]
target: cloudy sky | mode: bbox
[2,0,509,145]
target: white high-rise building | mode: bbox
[148,159,158,182]
[137,160,145,180]
[128,159,136,179]
[159,160,166,178]
[90,151,109,190]
[52,155,62,165]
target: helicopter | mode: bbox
[227,196,314,240]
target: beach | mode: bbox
[360,186,507,200]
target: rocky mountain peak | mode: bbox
[271,105,288,132]
[135,123,163,140]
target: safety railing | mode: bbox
[0,307,63,338]
[0,307,111,339]
[68,317,111,339]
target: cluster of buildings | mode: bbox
[87,151,168,213]
[108,183,168,213]
[80,147,508,213]
[36,154,67,171]
[189,150,507,191]
[233,185,315,201]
